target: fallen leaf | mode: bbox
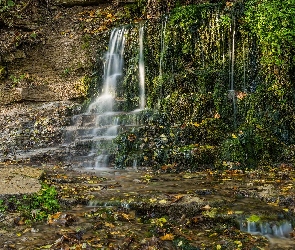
[202,204,211,210]
[105,222,115,228]
[159,199,167,204]
[160,233,174,241]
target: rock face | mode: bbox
[0,0,130,162]
[0,0,195,164]
[0,101,78,162]
[0,165,43,196]
[0,6,96,105]
[53,0,137,7]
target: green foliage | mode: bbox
[1,184,60,222]
[9,73,26,85]
[0,199,7,212]
[246,214,260,223]
[0,0,15,12]
[115,109,226,171]
[145,3,238,126]
[113,1,295,171]
[30,32,37,39]
[28,184,60,221]
[0,65,7,79]
[245,0,295,67]
[220,124,283,168]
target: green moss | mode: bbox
[111,1,295,170]
[75,75,91,97]
[247,214,261,223]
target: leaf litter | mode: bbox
[0,164,295,249]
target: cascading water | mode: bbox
[159,16,167,77]
[228,17,237,128]
[240,220,293,239]
[139,24,145,110]
[63,25,146,171]
[87,27,126,170]
[88,27,126,113]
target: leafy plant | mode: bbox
[246,214,260,223]
[245,0,295,67]
[2,184,60,222]
[28,184,60,221]
[0,0,15,12]
[0,199,7,212]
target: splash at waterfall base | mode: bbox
[1,163,295,249]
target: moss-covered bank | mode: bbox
[113,1,295,171]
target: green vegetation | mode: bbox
[0,0,15,12]
[114,1,295,171]
[246,214,261,223]
[0,184,60,222]
[245,0,295,67]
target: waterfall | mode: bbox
[87,27,127,170]
[139,25,145,110]
[228,17,237,128]
[230,19,235,92]
[240,219,292,238]
[63,25,148,171]
[88,28,126,113]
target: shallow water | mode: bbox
[0,165,295,249]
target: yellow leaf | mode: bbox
[160,233,174,241]
[234,240,242,247]
[214,113,220,119]
[216,245,222,250]
[40,245,52,249]
[105,222,115,228]
[149,198,157,203]
[193,122,200,127]
[171,194,184,203]
[89,10,95,17]
[159,199,167,204]
[209,232,218,237]
[202,204,211,210]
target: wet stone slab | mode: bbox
[0,165,43,196]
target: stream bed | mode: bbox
[0,163,295,249]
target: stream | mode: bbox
[0,163,295,249]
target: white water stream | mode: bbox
[64,25,146,171]
[87,27,127,170]
[139,25,145,110]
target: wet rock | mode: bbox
[0,166,43,196]
[195,188,216,195]
[48,212,77,227]
[0,101,79,163]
